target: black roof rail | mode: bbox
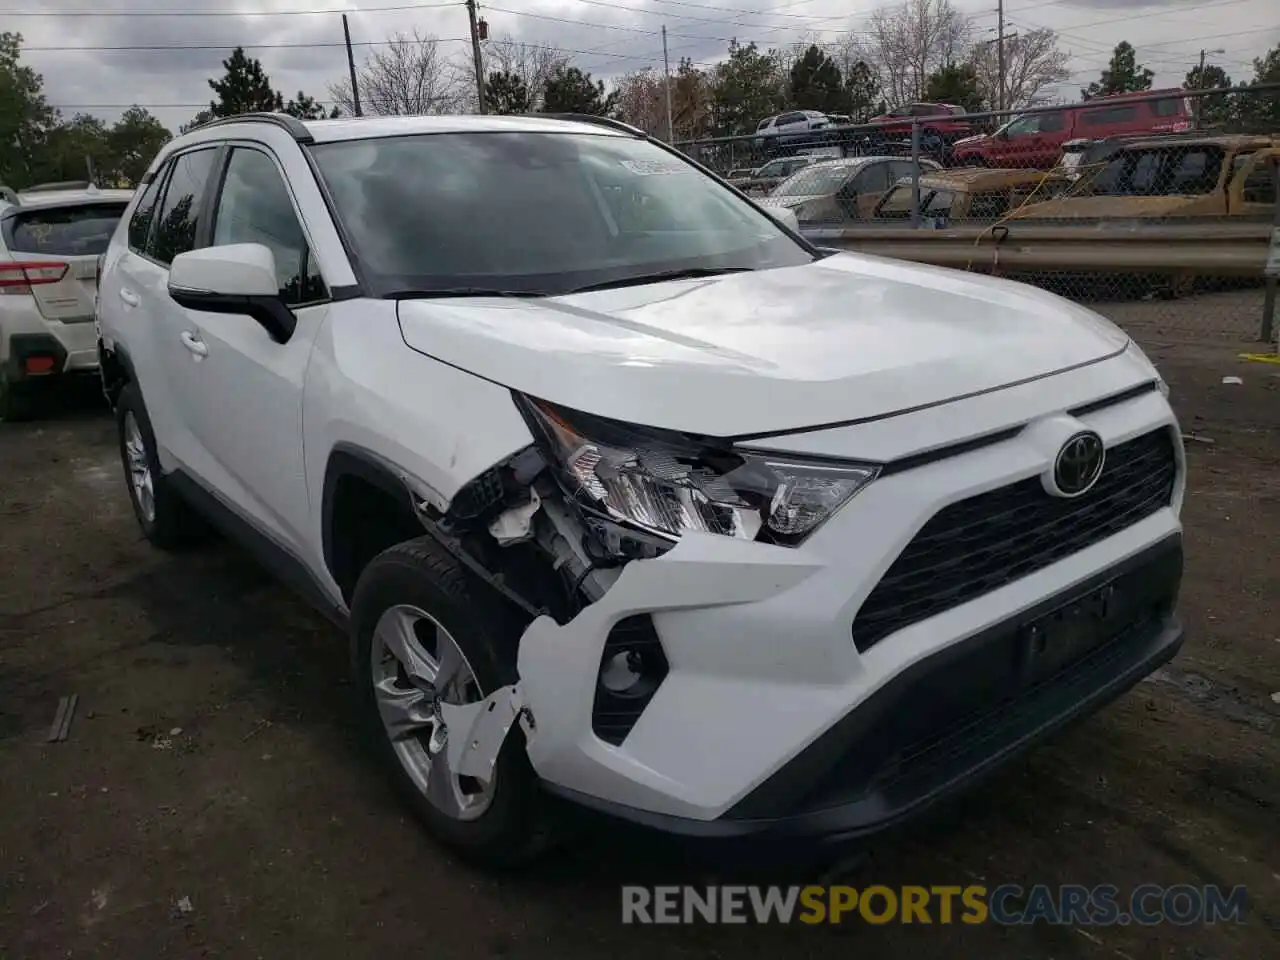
[535,113,645,137]
[191,112,315,143]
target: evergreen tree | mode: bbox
[208,47,284,117]
[1081,42,1154,100]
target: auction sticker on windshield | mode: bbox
[620,159,685,176]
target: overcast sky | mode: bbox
[11,0,1280,132]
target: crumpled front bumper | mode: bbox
[540,537,1183,847]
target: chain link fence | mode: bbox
[676,84,1280,346]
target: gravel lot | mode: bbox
[1,303,1278,959]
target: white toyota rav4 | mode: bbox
[96,112,1186,866]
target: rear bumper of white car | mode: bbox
[515,375,1185,844]
[2,298,100,383]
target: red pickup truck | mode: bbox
[865,102,973,156]
[951,89,1194,169]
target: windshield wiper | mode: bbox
[384,288,546,300]
[559,266,755,295]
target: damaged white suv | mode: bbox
[96,112,1186,866]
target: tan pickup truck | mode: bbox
[873,167,1073,223]
[1012,134,1278,220]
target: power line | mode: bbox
[0,1,460,14]
[1008,0,1261,36]
[24,38,469,52]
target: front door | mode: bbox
[168,145,328,554]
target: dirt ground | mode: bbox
[1,306,1278,959]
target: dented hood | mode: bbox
[396,253,1129,437]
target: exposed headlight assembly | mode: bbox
[517,395,878,552]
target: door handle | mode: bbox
[119,288,140,307]
[180,331,209,358]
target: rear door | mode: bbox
[112,147,222,477]
[3,198,130,367]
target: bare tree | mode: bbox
[857,0,972,106]
[328,30,463,116]
[614,68,666,135]
[483,37,569,111]
[969,28,1070,110]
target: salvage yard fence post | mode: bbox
[1261,153,1279,346]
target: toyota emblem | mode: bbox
[1051,431,1105,497]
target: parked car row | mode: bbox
[739,132,1276,233]
[746,89,1197,168]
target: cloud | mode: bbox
[13,0,1277,132]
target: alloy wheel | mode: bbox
[370,604,495,821]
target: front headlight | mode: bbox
[517,396,878,550]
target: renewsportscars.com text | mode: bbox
[621,884,1248,926]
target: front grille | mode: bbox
[850,427,1177,653]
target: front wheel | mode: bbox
[349,537,551,868]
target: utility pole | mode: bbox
[466,0,487,114]
[342,14,362,117]
[996,0,1005,113]
[661,25,674,142]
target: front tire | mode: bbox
[115,382,205,549]
[350,537,551,868]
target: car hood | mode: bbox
[396,254,1129,437]
[953,133,992,147]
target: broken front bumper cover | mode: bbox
[442,536,1183,847]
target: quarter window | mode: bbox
[127,168,168,254]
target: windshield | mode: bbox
[772,164,853,198]
[3,202,128,256]
[310,132,811,296]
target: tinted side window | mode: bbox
[1242,163,1276,205]
[855,163,892,192]
[1039,111,1066,133]
[211,148,325,305]
[1129,154,1161,192]
[1150,96,1182,117]
[923,189,955,215]
[150,148,218,265]
[1083,106,1137,127]
[128,167,168,253]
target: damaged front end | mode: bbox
[406,391,877,786]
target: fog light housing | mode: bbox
[591,614,669,746]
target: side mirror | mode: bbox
[765,205,801,233]
[168,243,296,343]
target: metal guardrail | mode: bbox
[807,220,1273,276]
